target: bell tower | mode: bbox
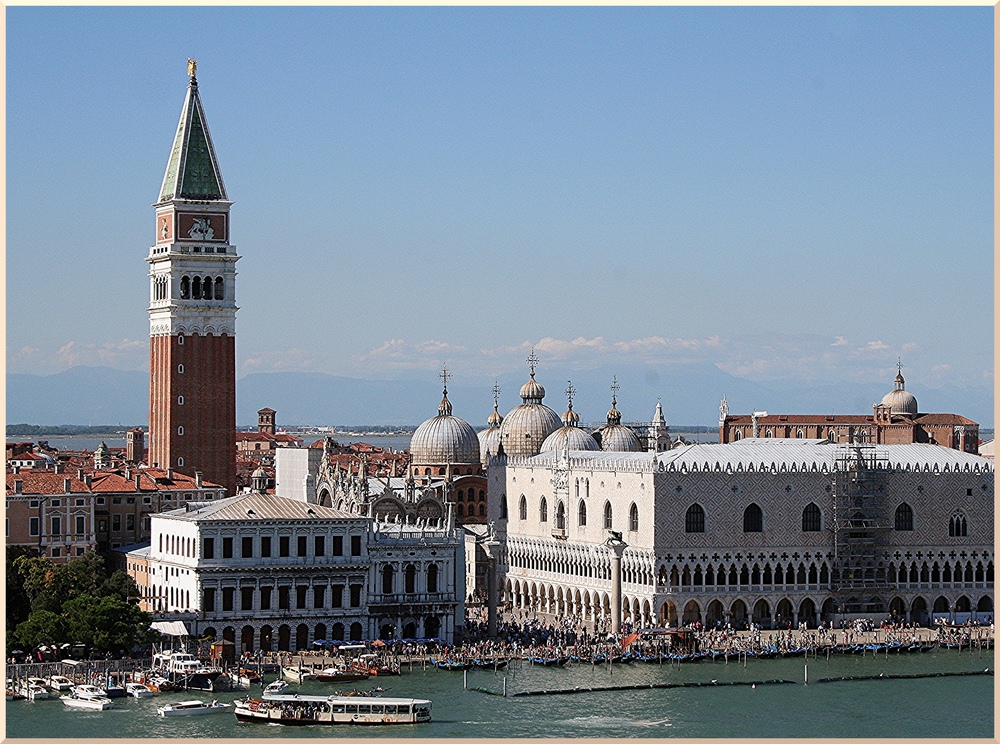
[147,60,239,496]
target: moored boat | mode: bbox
[263,679,289,696]
[314,666,369,682]
[157,699,231,717]
[283,666,315,683]
[47,675,75,693]
[61,685,114,710]
[233,693,431,725]
[126,682,155,698]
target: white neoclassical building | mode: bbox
[488,438,994,630]
[138,491,465,650]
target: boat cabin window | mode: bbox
[370,705,384,714]
[358,705,372,714]
[346,704,358,713]
[331,704,345,714]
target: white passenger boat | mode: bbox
[263,679,288,696]
[151,651,225,691]
[126,682,155,698]
[157,699,231,717]
[47,675,75,692]
[233,693,432,725]
[61,685,114,710]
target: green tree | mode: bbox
[6,546,36,628]
[14,609,67,650]
[99,570,141,604]
[63,594,151,655]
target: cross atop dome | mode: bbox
[527,348,539,377]
[437,364,453,416]
[491,380,501,404]
[610,375,620,406]
[565,381,576,409]
[439,363,452,393]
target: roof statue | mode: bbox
[187,58,197,78]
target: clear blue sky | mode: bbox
[7,7,994,418]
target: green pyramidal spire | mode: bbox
[158,61,228,203]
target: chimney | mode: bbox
[195,471,203,488]
[166,468,173,480]
[77,468,84,480]
[12,465,20,475]
[13,479,23,495]
[64,478,72,494]
[135,474,142,490]
[85,474,92,488]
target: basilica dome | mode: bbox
[592,391,642,452]
[478,396,504,464]
[411,389,481,465]
[880,369,918,418]
[541,391,599,453]
[499,368,561,457]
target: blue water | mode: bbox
[6,648,993,738]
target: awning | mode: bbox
[151,621,191,637]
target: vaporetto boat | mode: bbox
[233,694,432,725]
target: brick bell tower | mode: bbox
[147,60,238,496]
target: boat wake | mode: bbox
[558,714,673,729]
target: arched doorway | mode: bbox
[314,623,326,642]
[933,596,949,613]
[380,622,395,640]
[821,598,836,624]
[888,596,906,621]
[729,599,747,628]
[222,627,236,660]
[682,600,701,626]
[332,623,345,641]
[977,596,993,614]
[775,598,793,629]
[349,622,363,641]
[706,600,724,627]
[260,625,273,652]
[295,623,309,650]
[659,600,678,627]
[425,616,441,639]
[241,625,254,654]
[278,624,291,651]
[910,596,929,626]
[798,598,816,628]
[402,621,417,639]
[752,598,772,628]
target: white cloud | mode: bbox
[831,336,849,346]
[866,340,890,351]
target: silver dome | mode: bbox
[541,425,600,453]
[596,424,642,452]
[880,371,918,418]
[410,388,481,465]
[500,403,562,457]
[478,426,503,464]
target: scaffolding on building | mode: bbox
[830,441,891,615]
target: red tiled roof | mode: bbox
[6,467,222,496]
[913,413,978,425]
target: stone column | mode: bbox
[605,533,628,636]
[483,537,500,638]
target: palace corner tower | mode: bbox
[147,61,238,496]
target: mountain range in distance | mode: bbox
[6,362,993,431]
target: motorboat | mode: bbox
[47,675,75,692]
[17,679,50,700]
[157,699,231,717]
[234,693,431,725]
[151,651,225,691]
[229,668,262,688]
[283,666,315,683]
[263,679,289,696]
[61,685,114,710]
[126,682,155,698]
[314,666,369,683]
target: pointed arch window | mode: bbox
[894,503,914,531]
[629,502,639,532]
[500,495,508,520]
[603,501,613,530]
[743,503,763,532]
[578,500,587,526]
[555,501,565,530]
[685,503,705,533]
[518,495,527,521]
[539,497,548,523]
[802,503,822,532]
[949,512,968,537]
[214,276,224,300]
[180,276,190,299]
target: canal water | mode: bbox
[6,648,992,738]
